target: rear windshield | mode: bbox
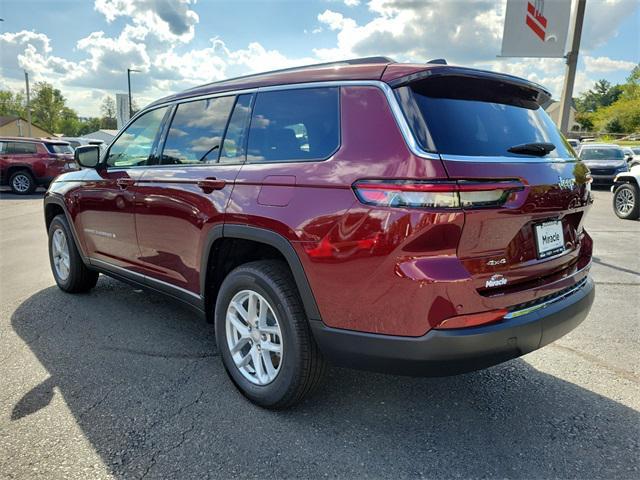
[396,76,574,159]
[579,148,624,161]
[46,143,73,154]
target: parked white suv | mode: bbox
[611,164,640,220]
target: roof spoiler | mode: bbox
[388,66,552,106]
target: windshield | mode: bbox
[396,76,574,159]
[46,143,74,154]
[579,148,624,161]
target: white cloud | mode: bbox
[94,0,199,43]
[344,0,361,6]
[584,55,638,73]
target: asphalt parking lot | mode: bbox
[0,188,638,479]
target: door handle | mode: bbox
[197,178,226,192]
[116,178,135,189]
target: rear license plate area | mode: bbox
[534,220,565,259]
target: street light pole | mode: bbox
[24,70,32,137]
[126,68,140,119]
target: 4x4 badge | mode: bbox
[557,176,576,190]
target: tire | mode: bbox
[9,170,36,195]
[613,183,640,220]
[48,214,99,292]
[215,260,327,409]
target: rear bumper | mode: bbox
[310,276,595,376]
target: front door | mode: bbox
[134,94,254,295]
[74,106,170,271]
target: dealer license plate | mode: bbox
[534,220,565,259]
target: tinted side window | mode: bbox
[220,94,254,164]
[107,107,168,167]
[161,96,235,165]
[247,87,339,162]
[7,142,37,154]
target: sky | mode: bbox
[1,0,638,117]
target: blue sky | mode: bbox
[1,0,638,117]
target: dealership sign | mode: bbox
[501,0,572,58]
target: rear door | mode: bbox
[395,74,592,296]
[133,94,254,295]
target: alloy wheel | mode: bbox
[225,289,283,385]
[12,174,31,193]
[615,188,635,215]
[51,228,71,281]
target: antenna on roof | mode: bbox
[426,58,447,65]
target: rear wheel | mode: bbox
[9,170,35,195]
[215,260,327,409]
[48,214,99,292]
[613,183,639,220]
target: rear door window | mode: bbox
[396,76,574,159]
[161,96,235,165]
[247,87,339,162]
[6,142,38,154]
[220,94,254,164]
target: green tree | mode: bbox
[30,82,67,133]
[575,79,624,113]
[0,90,26,118]
[58,107,80,136]
[77,117,102,136]
[589,64,640,133]
[100,96,117,129]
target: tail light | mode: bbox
[352,179,524,209]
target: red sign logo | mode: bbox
[526,1,548,41]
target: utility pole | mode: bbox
[127,68,140,119]
[558,0,587,135]
[24,70,32,138]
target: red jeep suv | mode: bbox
[44,58,595,408]
[1,137,76,194]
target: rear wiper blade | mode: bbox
[507,142,556,156]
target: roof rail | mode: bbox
[183,56,396,93]
[427,58,447,65]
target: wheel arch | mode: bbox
[201,224,322,323]
[43,194,89,263]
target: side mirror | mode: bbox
[75,145,101,168]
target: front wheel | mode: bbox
[48,214,99,292]
[215,260,327,409]
[613,183,639,220]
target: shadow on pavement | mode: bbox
[10,278,640,479]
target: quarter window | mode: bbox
[106,107,168,167]
[161,96,235,165]
[247,87,340,162]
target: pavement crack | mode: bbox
[140,390,204,479]
[551,343,640,384]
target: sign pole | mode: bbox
[558,0,587,135]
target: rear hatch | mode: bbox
[393,70,592,297]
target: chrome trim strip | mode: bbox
[503,272,590,320]
[90,258,202,300]
[440,154,577,164]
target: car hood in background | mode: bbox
[582,160,627,169]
